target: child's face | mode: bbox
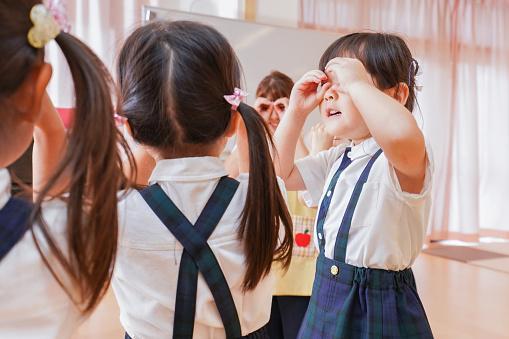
[319,81,370,141]
[254,96,288,134]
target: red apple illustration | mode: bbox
[295,229,311,247]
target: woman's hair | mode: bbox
[319,32,419,112]
[255,71,294,101]
[0,0,133,313]
[118,20,293,290]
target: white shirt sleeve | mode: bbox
[295,144,348,206]
[384,140,434,206]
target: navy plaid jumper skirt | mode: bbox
[298,148,434,339]
[133,176,269,339]
[0,197,32,262]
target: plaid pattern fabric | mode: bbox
[291,214,317,257]
[139,176,242,339]
[299,150,433,338]
[0,197,32,261]
[299,255,433,339]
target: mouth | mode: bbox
[327,109,342,117]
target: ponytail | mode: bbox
[31,32,134,313]
[236,102,293,291]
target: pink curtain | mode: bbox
[299,0,509,240]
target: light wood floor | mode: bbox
[73,253,509,339]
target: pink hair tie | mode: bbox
[114,113,127,127]
[224,88,248,110]
[44,0,71,33]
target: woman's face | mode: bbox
[254,96,289,133]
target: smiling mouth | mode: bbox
[329,110,342,117]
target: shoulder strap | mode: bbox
[315,148,352,253]
[0,197,33,261]
[139,177,242,339]
[333,149,383,262]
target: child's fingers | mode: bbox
[300,70,327,84]
[317,82,332,99]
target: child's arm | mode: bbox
[326,57,426,193]
[274,71,331,191]
[32,92,67,197]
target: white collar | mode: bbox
[347,138,380,160]
[149,156,228,184]
[0,168,11,210]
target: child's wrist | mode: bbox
[287,105,309,121]
[346,80,372,95]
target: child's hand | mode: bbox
[325,57,372,94]
[310,123,334,155]
[273,97,289,116]
[288,70,331,117]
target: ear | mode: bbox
[225,110,240,137]
[393,82,409,107]
[31,63,53,118]
[10,63,53,122]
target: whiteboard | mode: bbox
[142,6,340,132]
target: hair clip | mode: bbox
[27,1,70,49]
[224,88,248,110]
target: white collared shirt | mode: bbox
[296,138,434,271]
[113,157,283,339]
[0,169,83,339]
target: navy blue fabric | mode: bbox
[0,197,32,261]
[268,296,310,339]
[139,177,242,338]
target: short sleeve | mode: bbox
[385,140,434,205]
[295,144,348,206]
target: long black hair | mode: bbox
[118,20,293,290]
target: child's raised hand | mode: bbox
[325,57,372,94]
[288,70,331,117]
[310,123,334,155]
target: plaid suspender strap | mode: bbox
[0,197,32,261]
[139,176,242,339]
[333,149,383,262]
[315,148,352,254]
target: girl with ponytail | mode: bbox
[112,20,293,338]
[0,1,133,338]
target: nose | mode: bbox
[323,87,338,102]
[269,109,280,122]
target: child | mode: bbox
[0,1,132,338]
[274,33,434,338]
[112,21,293,338]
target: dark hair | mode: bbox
[118,20,293,290]
[319,32,419,112]
[0,0,134,313]
[256,71,294,101]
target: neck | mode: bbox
[153,137,227,160]
[351,136,370,146]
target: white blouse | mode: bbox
[113,157,284,339]
[0,169,83,339]
[296,138,434,271]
